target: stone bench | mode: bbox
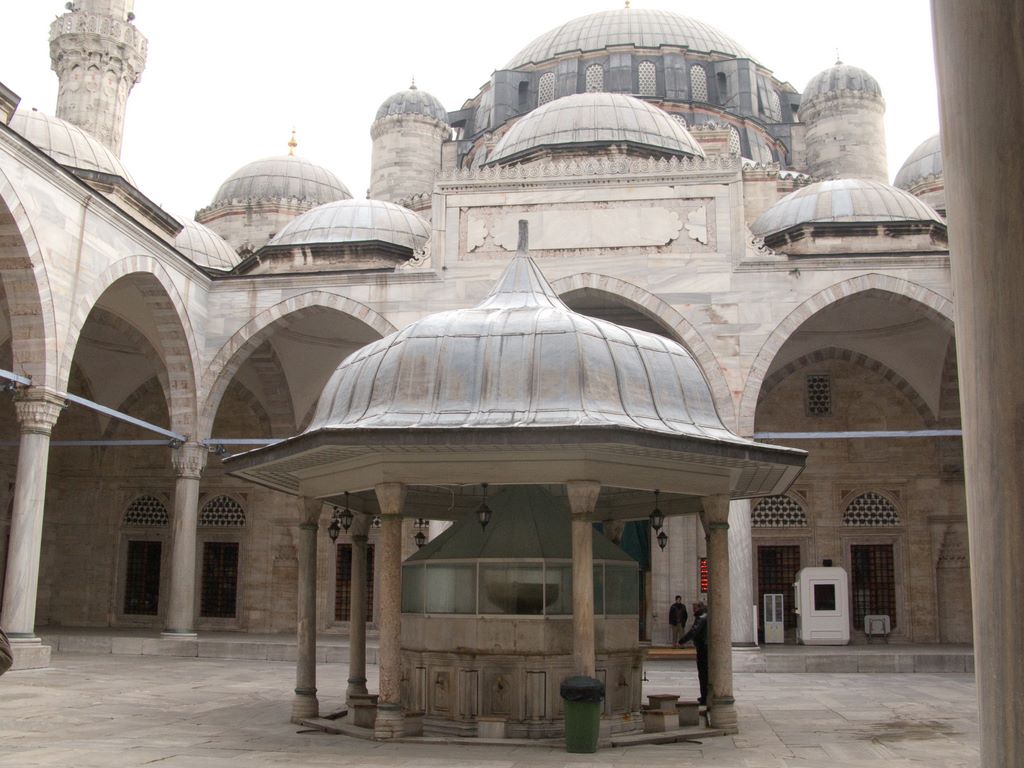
[676,699,700,726]
[646,693,680,711]
[476,715,506,739]
[348,693,379,729]
[642,707,676,732]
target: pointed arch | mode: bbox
[550,273,735,426]
[738,274,954,435]
[199,291,396,436]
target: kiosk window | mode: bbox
[813,583,836,611]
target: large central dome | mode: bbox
[505,8,756,69]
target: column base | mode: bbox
[9,636,51,670]
[160,630,198,639]
[373,702,405,740]
[291,687,319,723]
[708,695,738,733]
[346,676,369,701]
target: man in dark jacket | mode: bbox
[678,601,708,704]
[668,595,688,644]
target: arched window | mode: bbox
[585,63,605,93]
[638,61,657,96]
[717,71,728,103]
[752,495,808,528]
[690,64,708,102]
[517,80,530,111]
[843,492,901,526]
[198,495,246,620]
[728,125,742,156]
[122,496,168,617]
[199,495,246,527]
[123,495,169,527]
[538,72,555,105]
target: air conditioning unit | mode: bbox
[864,614,891,639]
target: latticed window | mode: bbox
[671,114,688,129]
[851,543,897,629]
[335,543,375,622]
[806,374,832,416]
[728,126,742,155]
[585,64,605,93]
[752,495,808,528]
[690,64,708,101]
[123,540,161,615]
[757,545,800,629]
[768,90,783,122]
[843,492,901,526]
[638,61,656,96]
[200,541,239,618]
[123,495,169,526]
[538,72,555,105]
[199,495,246,527]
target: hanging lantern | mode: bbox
[339,491,353,531]
[649,489,665,532]
[414,530,427,548]
[657,529,669,550]
[327,508,342,542]
[476,483,492,529]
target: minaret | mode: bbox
[800,60,887,182]
[49,0,148,157]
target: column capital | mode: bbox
[13,389,65,436]
[566,480,601,518]
[374,482,406,517]
[299,496,323,526]
[171,442,207,479]
[699,494,731,528]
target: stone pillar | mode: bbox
[567,480,601,677]
[700,495,737,732]
[291,498,321,722]
[932,3,1024,763]
[1,389,63,668]
[347,514,371,701]
[728,499,756,646]
[163,442,206,637]
[373,482,406,739]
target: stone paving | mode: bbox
[0,653,979,767]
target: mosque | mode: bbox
[0,0,964,736]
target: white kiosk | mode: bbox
[794,566,850,645]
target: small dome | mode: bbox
[268,199,430,251]
[210,155,351,207]
[9,109,134,184]
[751,178,944,237]
[486,93,705,165]
[894,134,942,190]
[173,216,240,271]
[375,84,448,124]
[506,8,756,69]
[802,61,883,103]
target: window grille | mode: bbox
[851,543,897,629]
[671,114,688,129]
[200,541,239,618]
[335,543,375,622]
[585,64,604,93]
[769,90,783,122]
[123,495,169,526]
[638,61,656,96]
[538,72,555,105]
[728,126,742,155]
[690,64,708,101]
[757,545,800,629]
[123,540,161,615]
[806,374,832,416]
[752,495,808,528]
[843,492,901,526]
[199,495,246,527]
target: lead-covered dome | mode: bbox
[268,198,430,251]
[802,61,883,104]
[210,155,352,206]
[375,84,448,124]
[486,93,705,165]
[173,216,240,271]
[506,8,755,69]
[10,109,135,184]
[751,178,944,237]
[894,134,942,191]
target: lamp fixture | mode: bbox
[649,489,664,532]
[327,508,342,542]
[657,529,668,550]
[414,530,427,548]
[476,483,492,529]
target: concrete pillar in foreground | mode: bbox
[0,388,63,669]
[163,442,206,637]
[567,480,601,677]
[373,482,406,739]
[728,499,756,646]
[701,494,737,732]
[932,2,1024,763]
[347,514,371,701]
[291,498,321,723]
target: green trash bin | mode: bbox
[560,675,604,753]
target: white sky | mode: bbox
[0,1,940,218]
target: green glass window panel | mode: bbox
[401,564,424,613]
[425,564,476,614]
[605,564,639,615]
[593,563,605,615]
[546,565,573,615]
[479,564,546,614]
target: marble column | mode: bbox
[373,482,406,739]
[1,388,63,668]
[728,499,756,646]
[291,498,321,722]
[346,514,371,701]
[932,3,1024,763]
[163,442,207,637]
[700,494,737,732]
[567,480,601,677]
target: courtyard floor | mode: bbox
[0,653,979,767]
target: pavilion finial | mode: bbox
[625,0,631,8]
[287,128,297,156]
[410,76,417,90]
[517,219,529,253]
